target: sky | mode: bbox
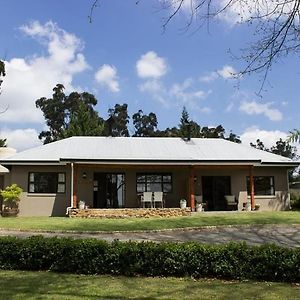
[0,0,299,152]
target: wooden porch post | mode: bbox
[73,163,78,208]
[249,165,255,210]
[189,167,195,211]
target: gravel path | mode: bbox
[0,224,299,247]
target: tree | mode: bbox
[270,138,297,159]
[63,102,104,137]
[132,110,158,137]
[288,129,300,143]
[158,0,300,90]
[36,84,104,144]
[107,104,130,137]
[178,107,201,138]
[0,139,7,147]
[0,60,5,92]
[250,139,268,151]
[226,132,241,144]
[250,138,297,159]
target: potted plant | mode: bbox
[0,184,23,217]
[180,199,187,209]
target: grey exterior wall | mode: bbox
[2,164,290,216]
[7,165,71,216]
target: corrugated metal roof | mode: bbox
[0,136,298,166]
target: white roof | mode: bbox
[0,136,298,166]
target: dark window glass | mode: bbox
[28,172,66,193]
[247,176,275,196]
[136,173,172,193]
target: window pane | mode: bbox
[57,184,65,193]
[147,183,162,192]
[136,173,172,193]
[163,175,172,182]
[58,173,65,183]
[28,172,65,194]
[29,183,35,193]
[137,175,145,183]
[163,183,172,193]
[247,176,274,196]
[137,183,146,193]
[29,173,34,182]
[147,175,161,183]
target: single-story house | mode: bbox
[0,136,298,216]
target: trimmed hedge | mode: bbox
[0,236,299,282]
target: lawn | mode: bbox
[0,211,299,232]
[0,270,298,300]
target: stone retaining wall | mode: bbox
[69,208,191,218]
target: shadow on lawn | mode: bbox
[0,271,298,300]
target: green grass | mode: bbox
[0,270,298,299]
[0,211,299,232]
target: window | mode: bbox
[28,172,66,193]
[136,173,172,193]
[246,176,275,196]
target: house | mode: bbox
[0,136,298,216]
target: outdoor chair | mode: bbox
[153,191,164,208]
[225,195,238,211]
[141,192,153,208]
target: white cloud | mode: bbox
[217,65,237,79]
[136,51,167,79]
[139,77,211,111]
[170,78,210,109]
[239,100,283,121]
[0,128,42,151]
[139,79,169,106]
[95,64,120,93]
[0,20,89,124]
[200,65,237,82]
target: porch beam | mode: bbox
[249,165,255,210]
[73,163,78,208]
[189,167,195,211]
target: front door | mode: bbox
[202,176,231,211]
[93,173,125,208]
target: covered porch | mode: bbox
[69,163,256,213]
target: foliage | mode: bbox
[63,101,104,137]
[0,184,23,208]
[290,193,300,210]
[157,0,300,91]
[250,139,268,151]
[132,109,158,137]
[107,103,130,137]
[0,139,7,147]
[0,236,299,282]
[0,60,5,91]
[251,138,297,159]
[36,84,104,144]
[288,129,300,143]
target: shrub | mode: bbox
[0,236,299,282]
[290,193,300,210]
[0,184,23,209]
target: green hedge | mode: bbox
[0,236,299,282]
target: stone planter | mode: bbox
[180,199,187,209]
[196,203,202,212]
[1,208,19,217]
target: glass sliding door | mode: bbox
[93,173,125,208]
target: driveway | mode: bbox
[0,224,299,247]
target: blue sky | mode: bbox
[0,0,299,151]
